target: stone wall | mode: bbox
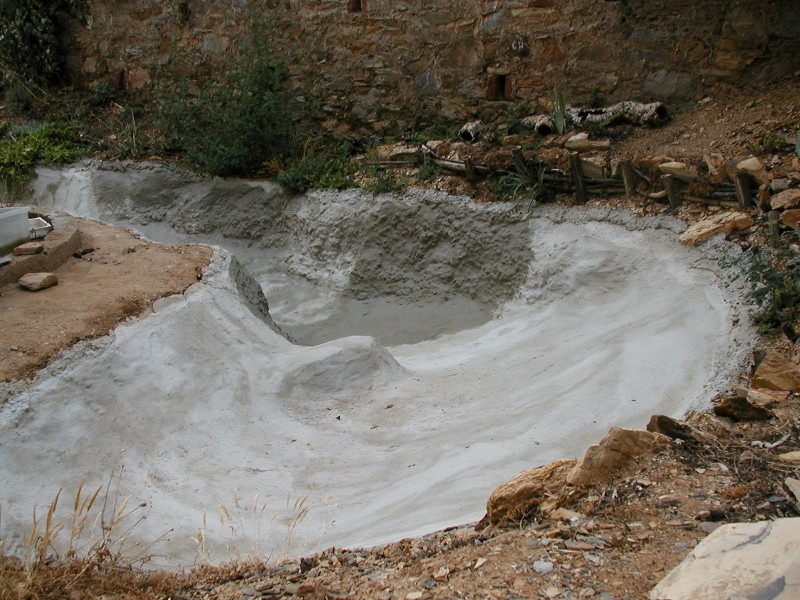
[69,0,800,133]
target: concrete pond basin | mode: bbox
[0,161,756,567]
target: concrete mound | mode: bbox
[277,337,407,406]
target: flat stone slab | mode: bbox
[18,272,58,291]
[650,518,800,599]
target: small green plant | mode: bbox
[277,141,356,193]
[490,160,546,212]
[740,230,800,333]
[401,125,459,145]
[748,131,791,155]
[361,166,408,195]
[551,87,569,135]
[416,160,438,181]
[0,123,86,199]
[89,81,115,107]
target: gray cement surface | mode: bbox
[0,163,756,566]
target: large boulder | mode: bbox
[678,212,754,245]
[482,459,576,527]
[650,519,800,599]
[566,428,670,487]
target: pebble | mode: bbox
[405,592,423,600]
[673,542,691,552]
[698,522,722,534]
[533,560,554,574]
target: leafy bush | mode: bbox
[0,0,87,86]
[741,230,800,333]
[0,123,86,198]
[277,142,356,194]
[160,16,298,177]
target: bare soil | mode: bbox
[0,218,212,382]
[1,81,799,599]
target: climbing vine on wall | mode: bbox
[0,0,87,87]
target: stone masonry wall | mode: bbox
[69,0,800,134]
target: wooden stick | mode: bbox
[512,148,527,175]
[683,196,740,208]
[569,153,588,204]
[768,210,781,248]
[734,173,752,210]
[463,157,478,183]
[621,160,637,197]
[662,175,681,210]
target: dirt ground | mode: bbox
[1,80,799,599]
[0,218,212,382]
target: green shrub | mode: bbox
[0,0,87,86]
[4,81,34,113]
[741,230,800,333]
[160,16,299,177]
[0,123,86,199]
[277,142,356,194]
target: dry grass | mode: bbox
[0,470,190,600]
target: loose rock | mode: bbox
[751,351,800,393]
[18,272,58,291]
[532,560,554,575]
[13,242,44,256]
[482,460,576,527]
[646,415,695,441]
[713,397,773,421]
[566,428,670,487]
[678,212,754,245]
[770,188,800,211]
[782,208,800,232]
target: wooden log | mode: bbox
[621,160,638,197]
[569,153,588,204]
[429,157,490,176]
[567,101,669,128]
[459,120,482,142]
[734,172,752,210]
[662,175,681,210]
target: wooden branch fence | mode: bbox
[374,146,759,211]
